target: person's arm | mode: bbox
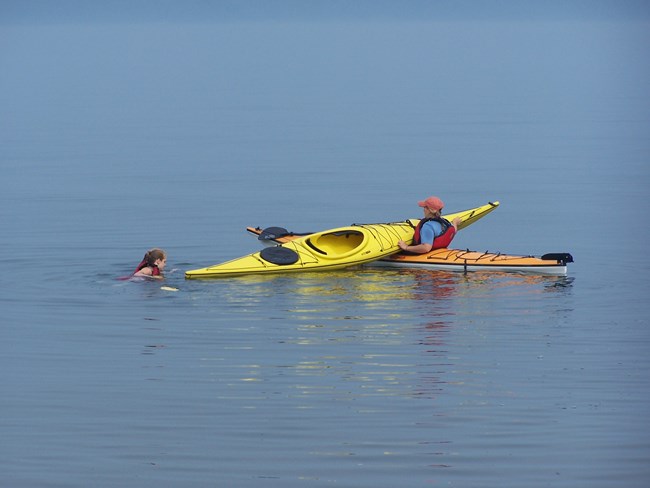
[398,222,436,254]
[134,267,163,279]
[398,240,433,254]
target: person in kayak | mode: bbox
[398,196,460,254]
[133,248,167,279]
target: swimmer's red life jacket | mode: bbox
[413,217,457,249]
[134,259,161,276]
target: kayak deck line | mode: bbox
[425,248,573,264]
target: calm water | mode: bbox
[1,14,650,488]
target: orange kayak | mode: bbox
[372,248,573,275]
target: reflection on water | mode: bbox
[143,266,580,486]
[185,267,574,306]
[120,268,576,415]
[177,267,576,408]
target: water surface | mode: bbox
[1,12,649,488]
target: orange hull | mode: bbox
[374,248,572,275]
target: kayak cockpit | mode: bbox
[305,230,366,259]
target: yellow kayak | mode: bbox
[185,221,417,279]
[249,201,500,245]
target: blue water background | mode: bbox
[1,7,649,487]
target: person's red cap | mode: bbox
[418,196,444,211]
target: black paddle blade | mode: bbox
[258,227,291,241]
[541,253,574,264]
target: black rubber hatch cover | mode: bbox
[260,246,300,265]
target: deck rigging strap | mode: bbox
[353,221,412,251]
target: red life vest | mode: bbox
[134,259,161,276]
[413,217,457,249]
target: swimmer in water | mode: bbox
[133,248,167,279]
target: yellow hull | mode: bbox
[185,221,417,279]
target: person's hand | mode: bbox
[398,240,408,251]
[452,217,461,229]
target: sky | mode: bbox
[1,0,650,24]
